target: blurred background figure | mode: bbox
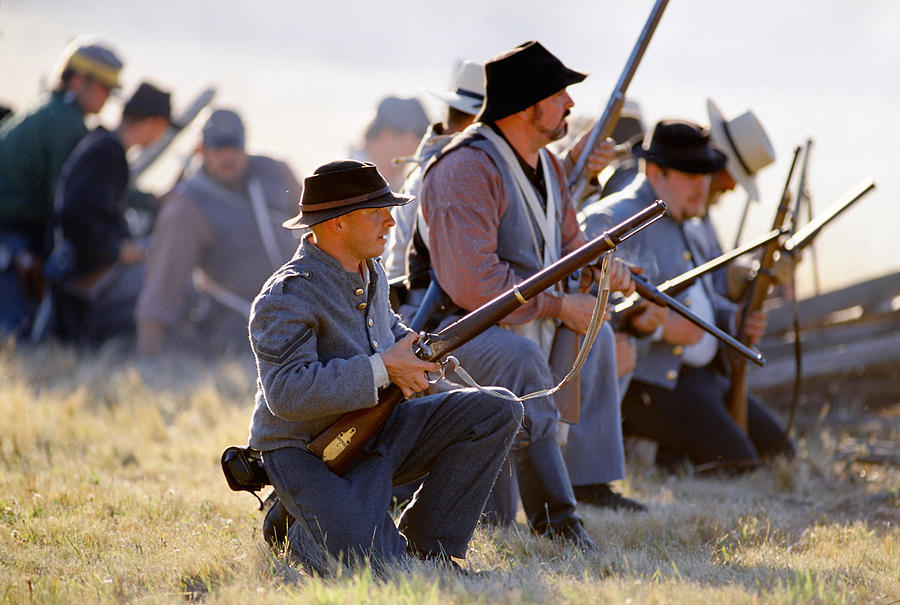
[349,95,429,190]
[0,36,123,336]
[46,82,172,346]
[136,108,301,357]
[561,97,645,204]
[687,99,778,301]
[384,59,485,284]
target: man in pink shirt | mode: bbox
[419,42,638,550]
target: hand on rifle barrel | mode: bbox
[627,301,668,336]
[568,130,617,180]
[381,333,441,398]
[614,332,637,377]
[736,308,768,347]
[583,258,636,295]
[559,291,607,336]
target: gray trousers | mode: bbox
[444,324,582,532]
[563,322,627,486]
[55,263,144,344]
[262,388,521,571]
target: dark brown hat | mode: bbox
[283,160,413,229]
[632,120,728,174]
[122,82,171,122]
[475,41,587,124]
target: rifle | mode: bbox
[725,145,803,430]
[612,226,785,322]
[307,200,669,474]
[128,87,217,182]
[782,178,875,256]
[789,139,822,294]
[628,272,766,367]
[567,0,669,205]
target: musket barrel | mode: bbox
[568,0,669,201]
[630,273,766,366]
[783,179,875,253]
[308,200,668,473]
[613,227,785,315]
[430,200,668,356]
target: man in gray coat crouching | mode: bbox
[246,159,522,573]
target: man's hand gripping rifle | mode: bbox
[307,200,669,475]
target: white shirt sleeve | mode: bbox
[680,280,718,367]
[369,354,390,389]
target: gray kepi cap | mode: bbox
[202,109,245,148]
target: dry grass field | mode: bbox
[1,338,898,604]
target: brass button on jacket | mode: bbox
[354,288,364,296]
[665,369,678,381]
[357,302,367,310]
[672,345,684,356]
[367,318,374,327]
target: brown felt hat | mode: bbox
[632,119,728,174]
[475,41,587,123]
[283,160,413,229]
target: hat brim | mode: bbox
[707,99,759,201]
[631,139,727,175]
[427,90,482,116]
[282,190,414,230]
[474,69,587,124]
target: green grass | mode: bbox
[1,337,898,603]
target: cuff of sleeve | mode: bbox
[370,354,390,389]
[545,291,564,319]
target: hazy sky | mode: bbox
[2,0,898,294]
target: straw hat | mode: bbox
[427,60,485,116]
[706,99,775,201]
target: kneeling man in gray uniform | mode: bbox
[246,159,522,573]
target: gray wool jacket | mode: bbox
[247,236,413,452]
[580,175,736,389]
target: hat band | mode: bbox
[720,121,753,175]
[67,54,120,88]
[300,185,391,212]
[456,88,485,101]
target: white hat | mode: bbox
[427,60,485,116]
[706,98,776,201]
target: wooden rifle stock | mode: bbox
[725,146,803,430]
[307,200,669,474]
[568,0,669,205]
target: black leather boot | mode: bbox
[261,491,295,548]
[514,436,599,552]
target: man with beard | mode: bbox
[136,109,301,356]
[580,119,794,472]
[419,41,640,550]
